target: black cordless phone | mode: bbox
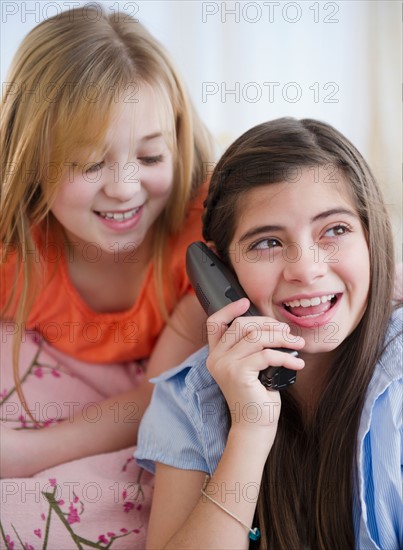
[186,241,297,391]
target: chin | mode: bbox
[300,336,343,356]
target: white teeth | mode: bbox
[284,294,335,308]
[98,207,140,221]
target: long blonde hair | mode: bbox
[1,5,213,417]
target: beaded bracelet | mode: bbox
[200,486,261,541]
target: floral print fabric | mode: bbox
[0,327,153,549]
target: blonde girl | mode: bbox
[0,5,212,547]
[136,118,402,549]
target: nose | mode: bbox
[282,242,328,285]
[103,162,141,202]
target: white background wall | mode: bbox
[1,0,401,260]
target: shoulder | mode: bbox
[0,226,49,312]
[188,179,209,216]
[135,345,228,475]
[355,307,402,549]
[378,306,402,375]
[166,181,209,292]
[359,307,402,436]
[169,180,208,250]
[365,307,402,404]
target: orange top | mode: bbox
[1,187,206,363]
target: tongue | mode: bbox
[287,300,332,317]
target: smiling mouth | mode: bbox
[283,294,339,318]
[94,206,141,221]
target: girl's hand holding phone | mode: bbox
[206,298,305,433]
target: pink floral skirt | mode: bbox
[0,325,153,549]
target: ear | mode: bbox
[205,241,230,267]
[205,241,219,256]
[205,240,236,275]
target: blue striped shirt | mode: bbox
[136,309,403,549]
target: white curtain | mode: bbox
[1,0,401,260]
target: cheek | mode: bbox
[54,176,91,204]
[147,166,174,197]
[50,182,94,223]
[356,257,370,303]
[237,264,277,304]
[335,242,370,310]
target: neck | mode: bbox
[288,349,337,421]
[61,227,155,270]
[57,225,156,312]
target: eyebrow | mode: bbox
[142,132,164,142]
[238,208,358,242]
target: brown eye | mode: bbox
[324,224,351,237]
[251,238,281,250]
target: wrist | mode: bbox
[227,423,277,455]
[227,398,281,432]
[1,427,56,478]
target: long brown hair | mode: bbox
[1,5,213,418]
[202,118,396,548]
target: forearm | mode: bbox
[49,382,153,455]
[2,382,153,477]
[163,428,273,550]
